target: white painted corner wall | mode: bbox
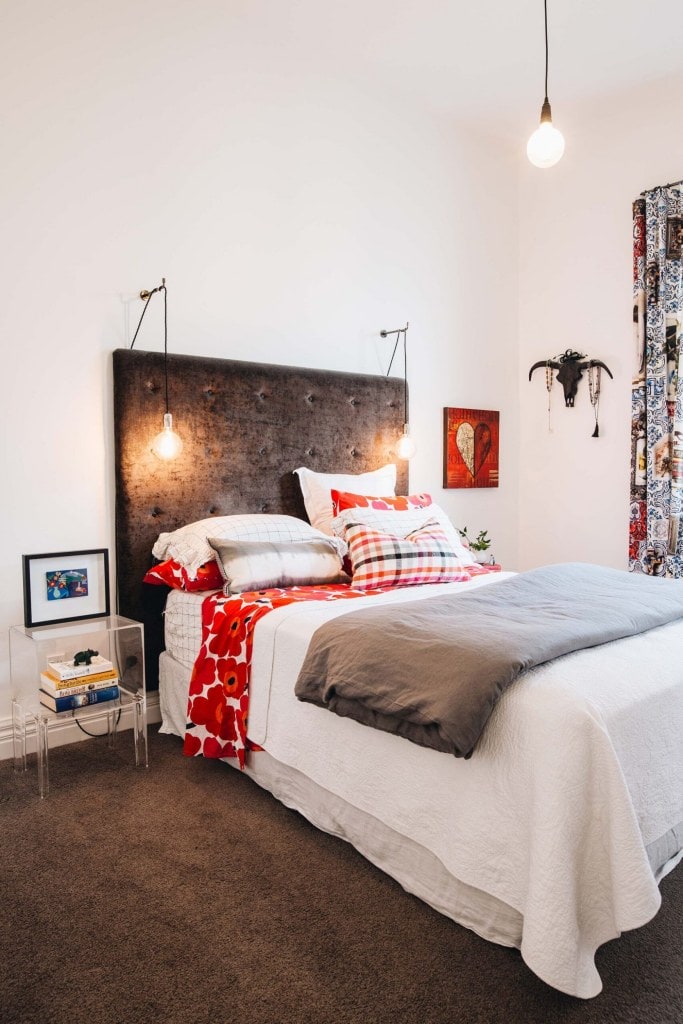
[517,75,683,570]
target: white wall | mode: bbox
[0,2,519,726]
[517,74,683,570]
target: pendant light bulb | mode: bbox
[527,0,564,169]
[527,111,565,168]
[151,412,183,460]
[396,424,416,461]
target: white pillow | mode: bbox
[208,537,348,595]
[294,464,397,536]
[152,513,345,579]
[331,503,477,565]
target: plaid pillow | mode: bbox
[345,519,471,590]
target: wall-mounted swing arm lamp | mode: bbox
[381,322,415,460]
[130,277,183,460]
[527,0,565,168]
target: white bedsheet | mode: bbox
[243,576,683,998]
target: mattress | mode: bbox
[164,590,206,670]
[160,580,683,998]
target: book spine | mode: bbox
[45,659,114,680]
[39,674,120,697]
[41,668,119,690]
[39,684,120,713]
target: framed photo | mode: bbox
[666,217,683,260]
[22,549,110,628]
[443,408,499,488]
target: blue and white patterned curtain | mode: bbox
[630,186,683,576]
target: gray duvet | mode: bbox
[295,562,683,758]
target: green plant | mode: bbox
[457,527,491,552]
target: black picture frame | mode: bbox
[666,217,683,260]
[22,549,111,629]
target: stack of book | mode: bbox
[39,654,119,713]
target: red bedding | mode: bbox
[183,584,381,767]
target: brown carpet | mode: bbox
[1,730,681,1024]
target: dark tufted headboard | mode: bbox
[113,348,408,687]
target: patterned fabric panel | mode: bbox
[345,520,472,590]
[184,584,388,767]
[630,188,683,576]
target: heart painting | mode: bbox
[444,408,499,489]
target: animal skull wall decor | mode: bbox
[529,349,614,436]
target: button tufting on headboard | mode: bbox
[114,348,408,690]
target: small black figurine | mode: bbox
[73,648,99,666]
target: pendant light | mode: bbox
[381,322,416,460]
[527,0,565,169]
[130,278,183,460]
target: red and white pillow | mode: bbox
[344,519,471,590]
[330,489,432,518]
[143,558,224,592]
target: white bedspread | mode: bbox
[246,575,683,998]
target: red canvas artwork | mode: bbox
[443,408,499,488]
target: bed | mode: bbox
[113,348,683,1000]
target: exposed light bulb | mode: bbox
[527,119,565,168]
[396,424,416,460]
[151,412,183,460]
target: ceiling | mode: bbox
[234,0,683,137]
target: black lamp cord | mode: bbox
[163,281,169,414]
[129,278,169,414]
[402,330,408,426]
[543,0,549,104]
[383,323,409,425]
[74,656,139,738]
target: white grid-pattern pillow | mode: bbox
[345,520,471,590]
[152,514,345,579]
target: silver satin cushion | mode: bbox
[208,537,349,595]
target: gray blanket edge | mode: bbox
[295,562,683,758]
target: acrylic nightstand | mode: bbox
[9,615,148,798]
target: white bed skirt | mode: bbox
[159,649,525,947]
[159,648,682,987]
